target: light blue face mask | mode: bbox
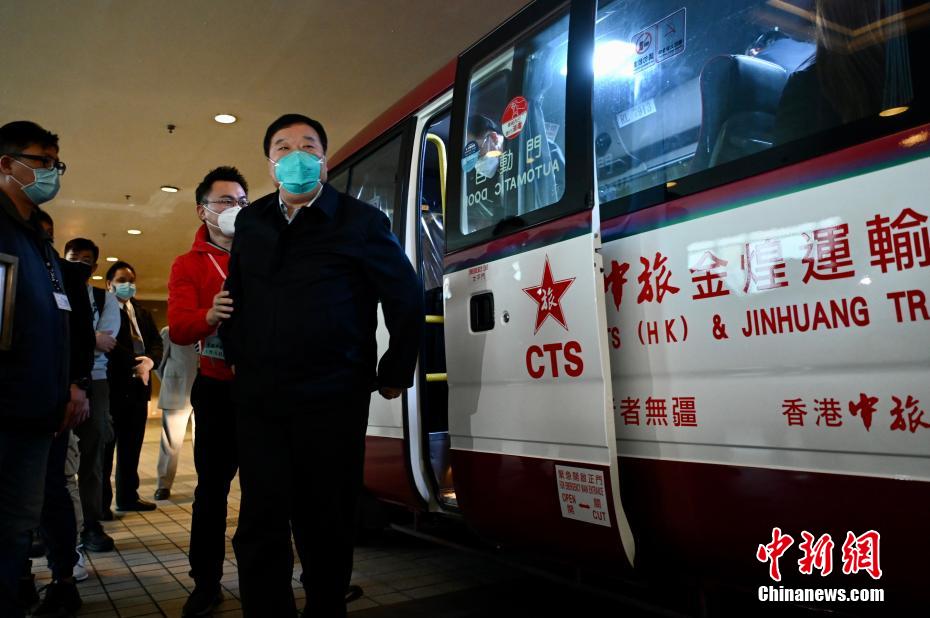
[112,282,136,301]
[271,151,324,195]
[11,159,61,205]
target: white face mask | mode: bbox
[203,205,241,237]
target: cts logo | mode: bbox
[523,256,576,334]
[522,257,584,379]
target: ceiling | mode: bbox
[0,0,528,298]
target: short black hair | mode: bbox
[0,121,59,156]
[106,260,135,282]
[263,114,328,156]
[467,114,498,138]
[195,166,249,205]
[64,237,100,263]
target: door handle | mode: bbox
[469,292,494,332]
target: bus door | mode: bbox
[411,99,459,510]
[444,0,634,566]
[339,123,427,510]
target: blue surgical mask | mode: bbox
[271,151,324,195]
[11,159,61,205]
[112,282,136,300]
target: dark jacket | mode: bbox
[107,298,163,401]
[0,192,69,432]
[220,183,423,412]
[59,258,95,385]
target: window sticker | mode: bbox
[633,8,687,73]
[656,8,686,63]
[616,98,657,129]
[462,140,479,173]
[501,95,529,140]
[632,25,657,73]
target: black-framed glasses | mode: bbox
[201,197,249,208]
[9,153,67,175]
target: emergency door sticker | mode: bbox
[656,8,686,63]
[523,256,575,333]
[501,96,529,140]
[555,465,611,527]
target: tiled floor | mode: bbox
[31,419,520,617]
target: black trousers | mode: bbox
[103,380,149,508]
[188,375,238,587]
[74,379,112,528]
[233,394,370,618]
[40,430,77,580]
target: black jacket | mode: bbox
[0,192,69,432]
[59,258,95,385]
[220,183,423,411]
[107,298,163,401]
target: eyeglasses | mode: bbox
[201,197,249,208]
[8,153,67,175]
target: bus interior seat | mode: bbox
[691,54,788,172]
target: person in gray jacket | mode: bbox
[154,326,198,500]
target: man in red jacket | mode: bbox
[167,166,247,617]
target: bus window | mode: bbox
[419,112,449,292]
[347,133,404,224]
[459,11,569,235]
[328,168,348,194]
[593,0,924,207]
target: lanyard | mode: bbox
[207,254,227,281]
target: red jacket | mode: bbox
[168,225,233,381]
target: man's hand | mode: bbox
[378,386,403,400]
[133,356,155,386]
[206,290,233,326]
[60,384,90,432]
[95,329,116,353]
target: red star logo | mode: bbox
[523,256,575,334]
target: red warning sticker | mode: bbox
[500,96,529,140]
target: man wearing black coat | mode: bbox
[221,114,423,617]
[102,261,163,515]
[0,121,86,618]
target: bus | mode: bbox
[328,0,928,610]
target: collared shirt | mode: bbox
[277,186,324,224]
[87,285,120,380]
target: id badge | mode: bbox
[202,334,225,360]
[54,292,72,311]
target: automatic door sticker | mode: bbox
[462,140,479,173]
[555,465,611,527]
[656,8,686,63]
[501,96,529,140]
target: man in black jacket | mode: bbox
[0,121,84,618]
[102,261,163,514]
[221,114,423,617]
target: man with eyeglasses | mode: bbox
[167,166,248,617]
[0,121,86,618]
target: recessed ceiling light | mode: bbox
[879,106,909,117]
[666,180,678,188]
[127,229,142,235]
[106,256,118,262]
[214,114,237,124]
[91,275,103,280]
[160,185,179,193]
